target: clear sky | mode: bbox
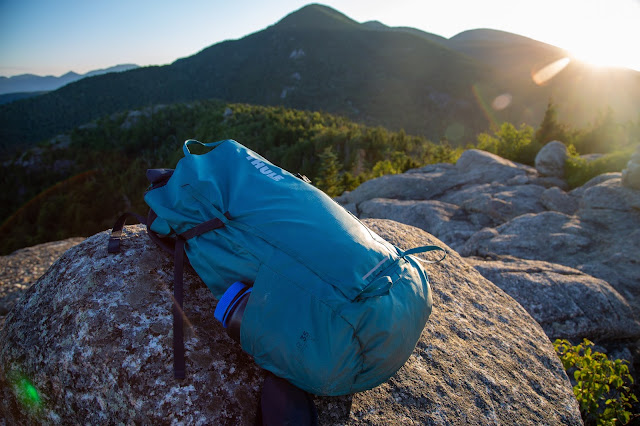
[1,0,638,77]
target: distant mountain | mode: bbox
[82,64,139,78]
[0,91,48,105]
[444,28,640,126]
[0,64,139,95]
[362,20,449,45]
[1,4,638,154]
[447,28,566,66]
[0,4,490,152]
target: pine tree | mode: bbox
[535,99,572,145]
[315,146,344,196]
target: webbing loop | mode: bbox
[403,245,447,264]
[107,212,147,253]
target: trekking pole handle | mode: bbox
[183,139,227,156]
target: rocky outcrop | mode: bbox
[540,187,578,215]
[460,179,640,307]
[535,141,568,178]
[622,144,640,190]
[120,105,167,130]
[337,150,537,207]
[465,255,640,341]
[0,238,84,328]
[461,211,593,260]
[358,198,477,252]
[336,149,640,346]
[0,221,581,424]
[339,150,544,252]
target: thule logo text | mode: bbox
[246,155,285,182]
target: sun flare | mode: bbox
[569,46,638,70]
[556,0,640,71]
[531,58,571,86]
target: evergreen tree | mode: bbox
[535,99,572,145]
[315,146,344,197]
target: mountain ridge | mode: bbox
[0,64,139,95]
[0,4,638,154]
[274,3,361,30]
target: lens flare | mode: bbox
[18,377,41,407]
[8,371,43,414]
[491,93,512,111]
[471,84,498,129]
[531,58,571,86]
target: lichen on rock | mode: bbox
[0,220,581,424]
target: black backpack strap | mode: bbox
[173,237,186,379]
[108,212,147,253]
[257,373,318,425]
[108,209,230,380]
[141,209,187,380]
[172,212,232,379]
[146,209,178,256]
[108,210,186,378]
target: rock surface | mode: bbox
[337,150,536,207]
[540,187,578,215]
[358,198,476,252]
[0,221,582,424]
[622,144,640,190]
[535,141,568,178]
[461,185,640,311]
[466,255,640,341]
[0,238,84,327]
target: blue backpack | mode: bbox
[109,139,444,396]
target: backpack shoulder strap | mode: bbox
[107,211,189,379]
[172,237,186,379]
[171,212,231,379]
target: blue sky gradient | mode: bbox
[1,0,638,77]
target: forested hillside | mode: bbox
[0,100,459,254]
[2,97,637,255]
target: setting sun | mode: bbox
[568,36,640,70]
[555,0,640,70]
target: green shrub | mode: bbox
[554,339,638,425]
[476,122,541,165]
[564,148,634,189]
